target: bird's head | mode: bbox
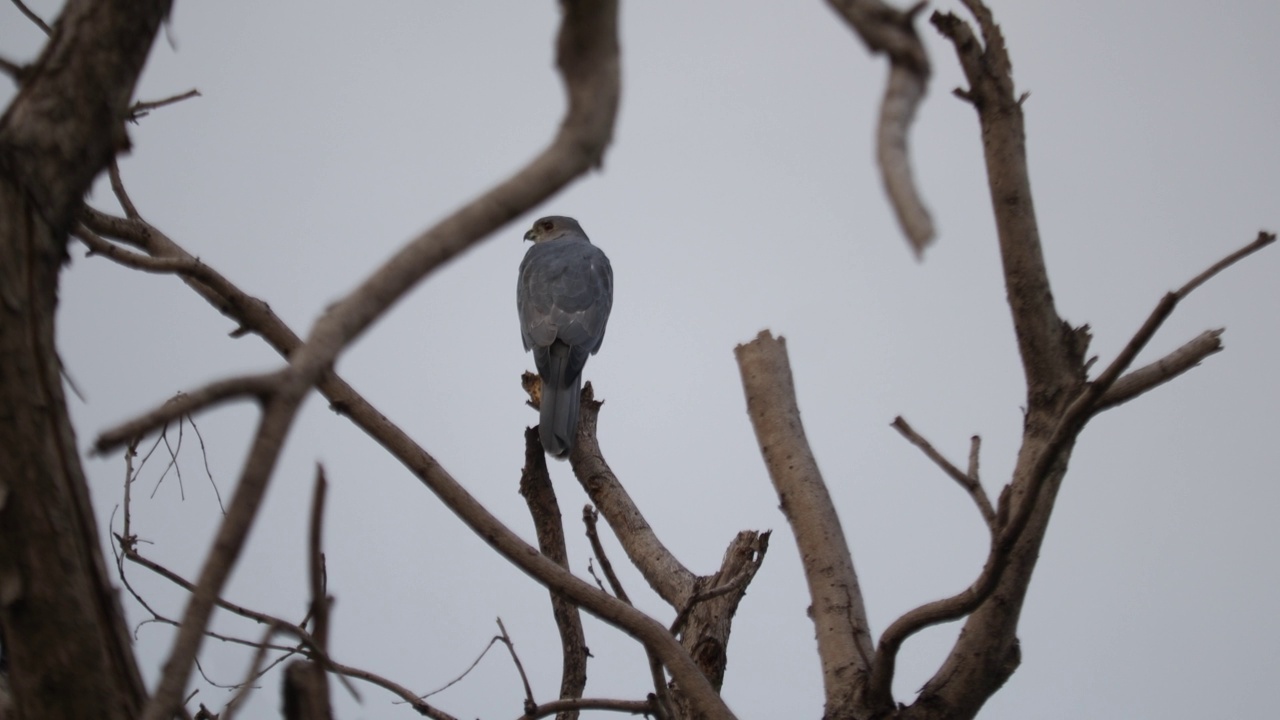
[524,216,585,243]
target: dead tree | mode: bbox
[0,1,1271,719]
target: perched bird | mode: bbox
[517,216,613,457]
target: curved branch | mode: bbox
[878,62,934,255]
[735,331,873,718]
[827,0,934,254]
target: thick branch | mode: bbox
[933,4,1086,396]
[735,331,873,718]
[0,1,171,718]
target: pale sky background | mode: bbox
[3,1,1278,718]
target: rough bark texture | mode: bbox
[520,427,588,720]
[735,331,874,720]
[0,1,171,718]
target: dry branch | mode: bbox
[735,330,873,718]
[0,2,173,718]
[568,384,697,606]
[827,0,935,254]
[891,417,995,528]
[519,428,587,719]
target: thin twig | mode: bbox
[108,162,140,218]
[967,435,981,484]
[95,375,280,454]
[583,507,630,603]
[188,416,226,514]
[421,637,503,699]
[222,622,287,720]
[891,417,996,528]
[329,660,459,720]
[497,618,537,714]
[583,507,673,719]
[10,0,51,34]
[128,88,201,121]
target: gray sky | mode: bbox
[4,1,1278,718]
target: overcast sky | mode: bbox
[3,1,1278,718]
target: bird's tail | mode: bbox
[540,342,581,458]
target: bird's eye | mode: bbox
[539,220,553,231]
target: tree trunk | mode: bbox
[0,1,172,717]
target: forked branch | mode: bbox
[891,417,995,529]
[869,231,1276,710]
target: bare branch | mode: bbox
[1087,231,1275,410]
[518,428,587,718]
[10,0,51,34]
[107,161,140,218]
[496,619,537,714]
[583,507,674,719]
[421,636,504,699]
[516,698,654,720]
[891,417,995,528]
[222,622,288,720]
[583,506,631,603]
[878,63,935,255]
[827,0,935,254]
[967,434,982,484]
[933,4,1088,394]
[1095,329,1224,412]
[735,330,873,717]
[0,55,25,82]
[128,88,201,121]
[328,660,458,720]
[293,466,334,719]
[95,376,279,454]
[569,383,697,606]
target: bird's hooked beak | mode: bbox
[523,228,537,243]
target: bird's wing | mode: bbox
[518,238,613,380]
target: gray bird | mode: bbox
[517,216,613,457]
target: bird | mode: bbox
[517,216,613,458]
